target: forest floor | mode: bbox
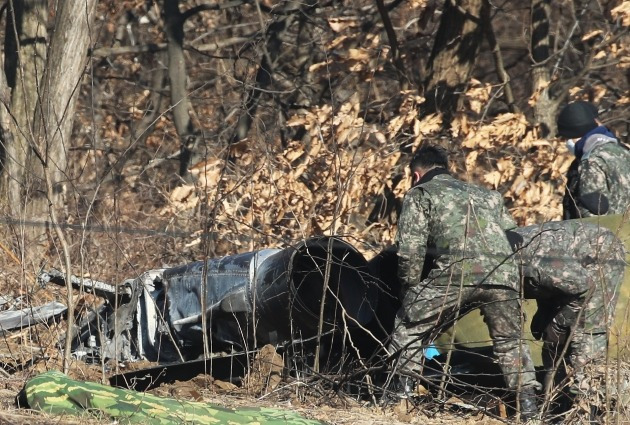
[0,331,626,425]
[0,362,507,425]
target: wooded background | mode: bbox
[0,0,628,374]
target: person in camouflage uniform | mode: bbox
[507,221,626,395]
[557,101,630,219]
[391,145,540,419]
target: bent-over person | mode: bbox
[391,144,540,420]
[507,221,625,397]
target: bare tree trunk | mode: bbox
[1,0,48,215]
[232,20,280,143]
[374,0,408,90]
[421,0,487,123]
[27,0,97,371]
[0,47,17,203]
[232,4,300,143]
[24,0,96,251]
[530,0,555,136]
[163,0,199,175]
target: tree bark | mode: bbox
[1,0,48,215]
[232,18,286,143]
[163,0,199,175]
[232,1,305,144]
[530,0,555,136]
[374,0,408,90]
[421,0,487,123]
[9,0,96,371]
[24,0,97,248]
[0,45,17,209]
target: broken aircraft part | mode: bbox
[60,236,384,365]
[0,301,67,334]
[12,214,625,425]
[38,268,131,300]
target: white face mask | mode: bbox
[566,139,576,155]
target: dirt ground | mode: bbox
[0,339,510,425]
[1,330,629,424]
[0,371,505,425]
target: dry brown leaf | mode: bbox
[169,184,195,202]
[387,115,406,137]
[510,175,528,196]
[483,171,501,189]
[465,151,478,172]
[309,60,331,73]
[160,184,199,216]
[327,17,359,33]
[286,115,309,127]
[582,30,604,42]
[189,157,224,187]
[611,3,630,26]
[347,48,371,61]
[328,34,350,50]
[284,142,305,162]
[372,131,387,145]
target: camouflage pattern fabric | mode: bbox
[512,221,626,387]
[565,139,630,218]
[22,370,325,425]
[434,214,630,366]
[393,173,538,390]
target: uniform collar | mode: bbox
[575,126,616,159]
[415,167,450,186]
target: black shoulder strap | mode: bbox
[562,158,581,220]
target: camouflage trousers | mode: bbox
[391,278,538,390]
[541,233,625,389]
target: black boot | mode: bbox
[519,386,539,421]
[380,374,415,405]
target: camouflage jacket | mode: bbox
[509,220,625,298]
[396,170,519,291]
[564,134,630,219]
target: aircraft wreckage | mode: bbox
[29,215,630,392]
[36,236,397,388]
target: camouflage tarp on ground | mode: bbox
[22,370,325,425]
